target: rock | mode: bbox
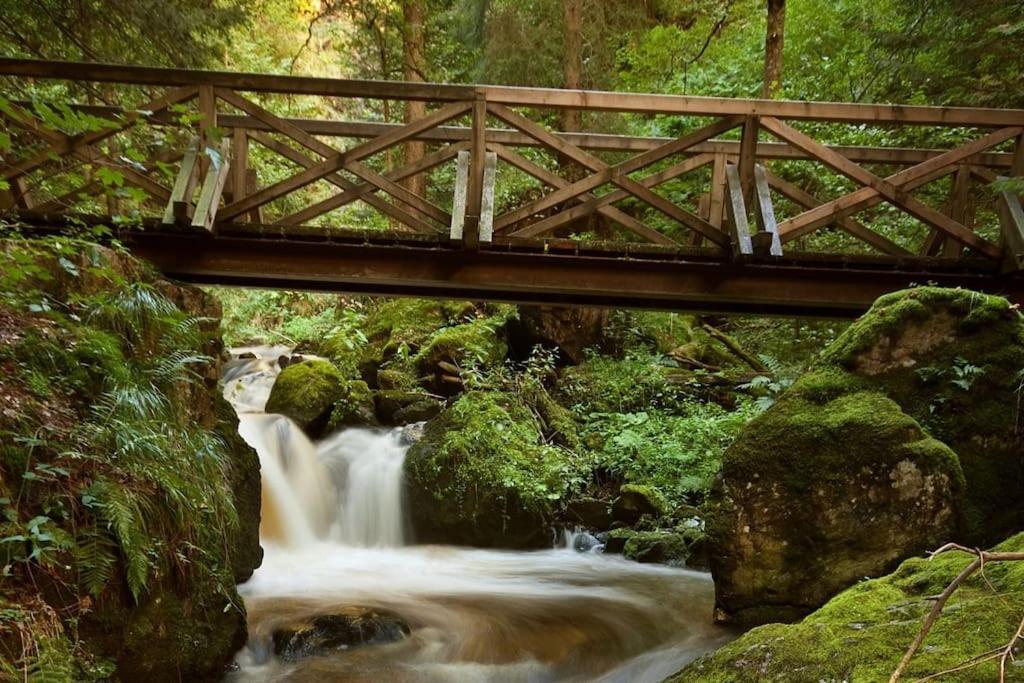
[272,609,410,662]
[404,391,589,548]
[707,389,963,626]
[570,531,603,552]
[399,421,427,445]
[375,389,442,426]
[510,306,609,364]
[265,359,347,436]
[611,484,669,525]
[414,317,509,395]
[564,496,613,530]
[670,532,1024,682]
[606,529,688,565]
[325,380,379,433]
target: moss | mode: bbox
[414,314,509,377]
[404,391,589,548]
[722,391,962,494]
[671,533,1024,682]
[555,352,695,414]
[264,358,347,431]
[324,379,378,432]
[607,528,689,565]
[820,286,1013,368]
[618,484,669,516]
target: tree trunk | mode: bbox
[763,0,785,98]
[402,0,427,198]
[561,0,582,133]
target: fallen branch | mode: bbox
[890,543,1024,683]
[701,323,770,374]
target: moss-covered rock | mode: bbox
[612,483,670,524]
[605,528,689,565]
[508,306,609,363]
[671,533,1024,682]
[414,315,510,394]
[404,391,589,548]
[265,359,347,435]
[708,390,963,626]
[706,286,1023,627]
[324,379,378,432]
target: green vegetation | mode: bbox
[264,358,349,430]
[671,533,1024,682]
[0,238,258,680]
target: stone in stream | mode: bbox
[272,609,411,662]
[611,484,669,525]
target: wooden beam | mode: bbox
[230,129,249,204]
[163,137,200,225]
[192,139,231,232]
[7,58,1024,126]
[752,164,782,256]
[737,116,758,211]
[479,151,498,243]
[450,150,470,240]
[725,164,753,256]
[999,180,1024,272]
[763,116,1007,259]
[463,94,487,249]
[708,153,727,231]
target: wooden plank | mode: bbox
[999,178,1024,271]
[725,164,753,256]
[8,58,1024,126]
[248,131,439,234]
[479,151,497,243]
[230,129,249,203]
[344,159,451,225]
[938,165,971,257]
[762,116,1005,259]
[276,142,466,227]
[753,164,782,256]
[764,170,911,256]
[163,137,200,225]
[737,116,758,210]
[463,94,487,248]
[450,150,470,240]
[192,139,231,232]
[245,169,262,223]
[708,154,727,230]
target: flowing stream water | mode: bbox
[223,348,733,682]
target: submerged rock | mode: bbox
[272,609,410,662]
[706,286,1023,626]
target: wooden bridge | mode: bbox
[2,58,1024,316]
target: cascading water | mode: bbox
[224,348,734,682]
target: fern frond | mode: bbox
[74,529,117,597]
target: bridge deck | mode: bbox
[2,59,1023,315]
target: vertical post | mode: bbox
[943,164,971,258]
[738,116,759,219]
[3,177,34,210]
[198,85,217,179]
[708,152,727,231]
[464,92,487,250]
[230,129,249,211]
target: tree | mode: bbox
[763,0,785,97]
[402,0,428,197]
[561,0,583,132]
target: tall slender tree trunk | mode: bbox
[402,0,427,198]
[763,0,785,98]
[561,0,582,133]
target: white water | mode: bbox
[224,348,733,682]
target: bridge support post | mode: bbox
[463,91,488,250]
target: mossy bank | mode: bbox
[0,238,260,681]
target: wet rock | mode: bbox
[325,380,379,433]
[606,529,688,565]
[272,610,410,663]
[611,484,668,525]
[564,497,613,530]
[375,389,442,426]
[399,421,427,445]
[571,532,603,552]
[265,359,347,435]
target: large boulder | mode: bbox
[671,532,1024,682]
[404,391,588,548]
[265,359,348,435]
[510,306,609,364]
[707,287,1023,626]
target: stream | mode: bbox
[222,348,733,682]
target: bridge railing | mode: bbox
[1,58,1023,269]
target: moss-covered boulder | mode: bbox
[671,533,1024,682]
[414,315,509,395]
[374,389,442,425]
[404,391,589,548]
[708,388,963,626]
[605,528,689,565]
[265,359,347,435]
[818,287,1024,543]
[324,379,378,433]
[707,287,1023,627]
[611,483,669,525]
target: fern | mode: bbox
[74,529,117,598]
[90,481,151,601]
